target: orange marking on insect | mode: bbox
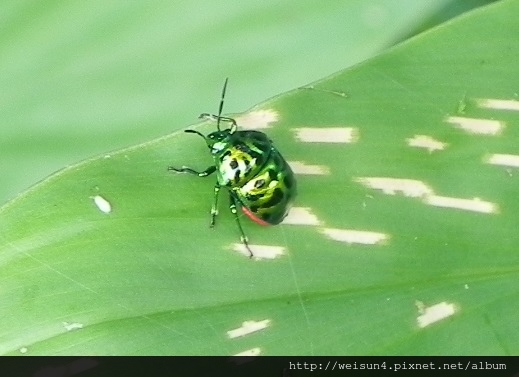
[241,206,270,226]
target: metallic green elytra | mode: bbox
[168,79,297,257]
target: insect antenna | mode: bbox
[184,129,206,140]
[216,77,228,131]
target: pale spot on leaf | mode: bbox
[63,322,83,331]
[485,153,519,168]
[406,135,447,152]
[235,110,279,130]
[320,228,389,245]
[476,98,519,111]
[424,195,498,214]
[446,116,504,135]
[233,244,285,259]
[227,319,271,339]
[283,207,322,226]
[233,347,261,356]
[294,127,359,143]
[417,302,457,328]
[355,177,433,198]
[288,161,330,175]
[93,195,112,214]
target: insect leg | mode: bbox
[228,193,253,258]
[168,165,219,226]
[168,165,216,177]
[210,181,220,227]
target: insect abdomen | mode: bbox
[235,149,296,225]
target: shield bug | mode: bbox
[168,79,296,257]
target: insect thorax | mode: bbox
[213,131,272,187]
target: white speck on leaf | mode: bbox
[63,322,84,331]
[93,195,112,214]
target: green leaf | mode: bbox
[0,0,490,204]
[1,0,518,355]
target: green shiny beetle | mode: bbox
[168,79,296,257]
